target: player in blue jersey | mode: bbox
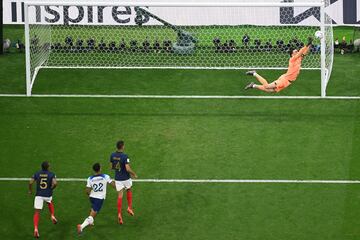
[77,163,115,234]
[28,161,57,238]
[110,140,138,224]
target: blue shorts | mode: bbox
[89,197,104,213]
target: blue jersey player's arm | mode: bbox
[125,163,138,179]
[51,177,57,190]
[28,172,39,195]
[28,177,35,195]
[109,155,112,170]
[28,172,38,194]
[110,154,117,170]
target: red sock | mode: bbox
[127,190,133,209]
[117,197,123,215]
[33,211,40,230]
[48,202,55,216]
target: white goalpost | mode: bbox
[24,0,333,97]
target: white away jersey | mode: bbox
[86,174,112,199]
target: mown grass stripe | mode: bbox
[1,178,360,184]
[1,94,360,99]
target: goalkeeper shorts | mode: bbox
[274,75,293,92]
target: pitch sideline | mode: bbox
[1,94,360,100]
[1,177,360,184]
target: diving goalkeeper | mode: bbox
[244,37,313,93]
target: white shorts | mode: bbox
[34,196,52,210]
[115,179,132,191]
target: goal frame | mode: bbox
[24,1,332,97]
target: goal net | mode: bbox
[354,26,360,52]
[24,0,333,96]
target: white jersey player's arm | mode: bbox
[110,180,116,189]
[85,187,92,196]
[85,177,92,196]
[110,162,114,170]
[105,175,116,189]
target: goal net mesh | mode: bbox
[26,0,333,95]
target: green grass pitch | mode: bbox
[0,25,360,239]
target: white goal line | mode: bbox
[1,178,360,184]
[1,94,360,100]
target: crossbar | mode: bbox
[24,1,324,7]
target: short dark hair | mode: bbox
[288,47,295,57]
[93,163,101,172]
[41,161,49,171]
[116,140,125,150]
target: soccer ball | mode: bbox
[315,31,323,39]
[3,39,11,51]
[354,39,360,52]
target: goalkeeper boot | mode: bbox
[246,70,256,76]
[244,82,255,90]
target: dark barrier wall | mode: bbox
[343,0,359,24]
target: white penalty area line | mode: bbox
[1,94,360,100]
[1,178,360,184]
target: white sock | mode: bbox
[81,216,94,230]
[253,72,258,77]
[253,84,258,88]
